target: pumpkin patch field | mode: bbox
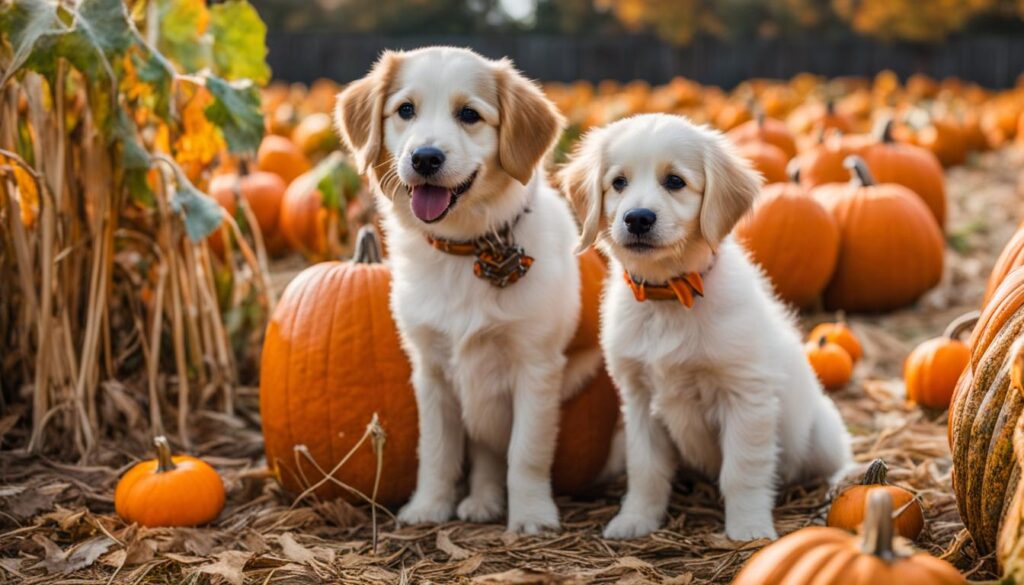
[5,2,1024,583]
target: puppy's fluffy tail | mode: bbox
[810,397,855,489]
[561,346,603,401]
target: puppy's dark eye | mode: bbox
[398,102,415,120]
[664,174,686,190]
[612,176,628,192]
[458,107,481,124]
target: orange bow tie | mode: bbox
[624,271,705,308]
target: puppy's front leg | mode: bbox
[604,374,677,539]
[506,360,563,534]
[720,389,780,541]
[398,362,464,525]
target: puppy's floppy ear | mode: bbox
[699,134,761,250]
[495,60,565,185]
[335,51,400,174]
[560,129,606,253]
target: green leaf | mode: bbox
[131,51,173,120]
[171,182,223,242]
[203,75,264,154]
[0,0,70,86]
[75,0,132,56]
[317,170,341,211]
[209,0,270,85]
[113,109,151,170]
[156,0,211,73]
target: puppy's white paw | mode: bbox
[507,498,559,534]
[725,517,777,541]
[457,491,504,523]
[603,512,661,539]
[398,494,455,525]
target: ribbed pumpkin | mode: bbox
[984,224,1024,307]
[734,181,838,307]
[827,459,924,540]
[115,437,225,527]
[260,228,417,506]
[950,266,1024,556]
[737,142,789,184]
[999,351,1024,580]
[733,491,965,585]
[917,118,967,168]
[860,120,947,229]
[904,312,976,410]
[257,135,311,184]
[808,319,863,363]
[813,157,944,313]
[292,112,339,157]
[727,114,798,159]
[260,229,619,504]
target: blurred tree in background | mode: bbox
[254,0,1024,43]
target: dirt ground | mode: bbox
[1,147,1023,584]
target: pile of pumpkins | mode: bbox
[205,136,363,262]
[732,117,946,313]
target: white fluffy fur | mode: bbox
[336,47,580,534]
[561,114,852,541]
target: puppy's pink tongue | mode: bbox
[411,185,452,222]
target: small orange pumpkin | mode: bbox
[808,319,863,363]
[114,436,225,527]
[735,490,963,585]
[904,312,976,410]
[794,133,855,189]
[805,336,853,391]
[827,459,924,540]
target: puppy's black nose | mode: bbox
[411,147,445,177]
[624,208,657,235]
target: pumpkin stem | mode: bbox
[154,436,177,473]
[786,159,801,184]
[353,225,383,264]
[756,111,766,129]
[861,459,889,485]
[825,98,836,116]
[844,155,876,187]
[877,118,896,144]
[861,489,896,561]
[943,310,980,340]
[818,336,828,349]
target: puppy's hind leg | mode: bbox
[458,440,506,522]
[720,388,780,541]
[604,380,677,539]
[398,363,464,525]
[506,359,564,534]
[807,397,854,487]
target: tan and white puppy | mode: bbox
[562,114,851,541]
[336,47,580,533]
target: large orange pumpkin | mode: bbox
[734,181,839,307]
[733,491,965,585]
[813,156,944,312]
[260,228,619,505]
[860,120,947,228]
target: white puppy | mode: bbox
[561,114,851,541]
[336,47,581,534]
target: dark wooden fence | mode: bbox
[265,32,1024,88]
